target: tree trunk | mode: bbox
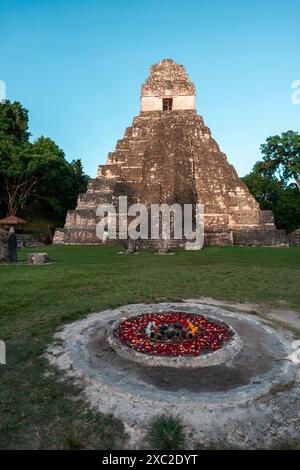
[0,229,9,263]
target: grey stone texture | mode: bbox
[288,228,300,246]
[0,228,9,263]
[53,59,288,247]
[27,253,51,265]
[45,301,300,449]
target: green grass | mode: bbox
[0,245,299,449]
[146,415,186,450]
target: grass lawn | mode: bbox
[0,245,299,449]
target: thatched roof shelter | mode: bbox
[0,215,27,225]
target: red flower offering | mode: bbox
[114,312,232,357]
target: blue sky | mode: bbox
[1,0,299,177]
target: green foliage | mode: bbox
[259,130,300,191]
[146,415,186,450]
[0,101,86,219]
[242,171,300,233]
[0,100,29,143]
[243,131,300,233]
[242,172,282,210]
[0,102,30,216]
[18,200,65,240]
[271,439,300,450]
[273,186,300,233]
[70,159,89,195]
[29,136,78,216]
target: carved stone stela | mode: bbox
[54,59,287,247]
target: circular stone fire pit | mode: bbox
[108,311,242,368]
[45,301,300,449]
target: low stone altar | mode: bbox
[27,253,51,265]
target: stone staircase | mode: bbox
[53,59,288,247]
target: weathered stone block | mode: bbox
[27,253,51,264]
[288,229,300,246]
[0,228,9,263]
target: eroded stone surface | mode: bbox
[0,228,9,263]
[288,228,300,246]
[53,60,287,247]
[45,301,300,449]
[27,253,51,265]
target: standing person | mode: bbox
[8,226,17,263]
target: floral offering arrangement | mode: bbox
[114,311,232,357]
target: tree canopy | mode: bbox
[258,130,300,191]
[0,101,88,218]
[243,131,300,233]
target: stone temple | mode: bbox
[54,59,287,246]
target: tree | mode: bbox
[0,101,86,218]
[242,171,300,233]
[259,131,300,191]
[0,101,34,215]
[70,159,89,195]
[0,100,29,144]
[0,133,77,217]
[0,142,43,215]
[274,186,300,233]
[242,172,282,211]
[29,137,78,216]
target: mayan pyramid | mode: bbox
[53,59,287,246]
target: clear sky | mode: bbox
[1,0,299,177]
